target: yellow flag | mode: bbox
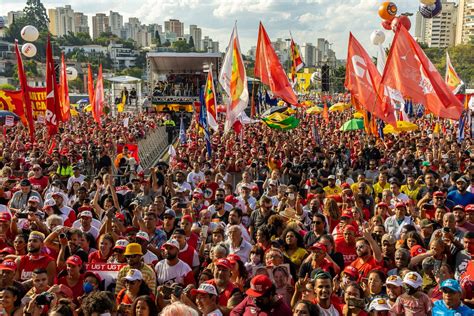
[117,93,126,113]
[433,122,441,134]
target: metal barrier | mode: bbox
[138,126,170,170]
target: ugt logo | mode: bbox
[45,109,57,125]
[351,55,371,83]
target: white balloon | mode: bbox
[370,30,386,46]
[66,67,78,81]
[21,25,39,42]
[21,43,37,58]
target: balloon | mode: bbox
[310,72,321,83]
[66,67,78,81]
[419,0,442,18]
[21,25,39,42]
[391,15,411,32]
[420,0,436,4]
[21,43,37,58]
[370,30,386,45]
[378,2,398,21]
[381,20,392,30]
[0,17,5,29]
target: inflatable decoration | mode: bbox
[419,0,442,18]
[391,15,411,32]
[21,25,39,42]
[370,30,386,45]
[66,67,78,81]
[378,2,398,21]
[21,43,37,58]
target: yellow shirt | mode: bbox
[401,184,420,201]
[284,247,308,267]
[350,182,373,195]
[373,182,390,198]
[324,185,342,195]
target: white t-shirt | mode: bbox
[317,304,340,316]
[143,250,158,266]
[206,309,223,316]
[79,225,100,239]
[155,259,192,285]
[187,171,204,189]
[72,218,102,230]
[67,174,86,190]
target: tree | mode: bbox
[0,83,16,91]
[172,39,191,52]
[188,36,195,50]
[154,31,162,46]
[332,65,346,93]
[22,0,49,32]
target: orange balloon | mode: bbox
[378,1,398,21]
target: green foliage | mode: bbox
[56,32,92,46]
[188,36,195,50]
[332,65,346,93]
[0,83,16,91]
[23,0,49,32]
[172,39,192,52]
[117,67,143,79]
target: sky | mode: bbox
[2,0,421,59]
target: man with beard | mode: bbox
[335,225,357,267]
[154,239,194,286]
[249,195,275,239]
[350,230,383,280]
[385,275,403,310]
[230,275,292,316]
[453,205,474,233]
[226,208,251,243]
[207,258,239,309]
[15,231,56,285]
[313,272,341,316]
[448,176,474,206]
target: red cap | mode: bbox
[227,254,241,265]
[193,193,203,199]
[341,183,351,190]
[433,191,445,197]
[115,212,125,221]
[309,242,327,253]
[77,206,92,212]
[251,186,259,192]
[343,266,359,278]
[410,245,426,257]
[66,255,83,267]
[58,284,74,298]
[306,193,317,201]
[465,204,474,213]
[246,275,274,297]
[0,213,11,222]
[84,271,102,283]
[341,210,353,219]
[225,195,238,204]
[343,225,357,233]
[0,259,17,271]
[181,215,193,223]
[395,202,406,209]
[215,258,233,270]
[0,247,15,254]
[377,202,388,208]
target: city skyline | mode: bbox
[3,0,423,59]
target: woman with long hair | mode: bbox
[116,269,154,313]
[131,295,158,316]
[0,286,23,316]
[281,228,307,269]
[323,198,340,232]
[12,234,27,256]
[88,233,114,263]
[228,254,248,291]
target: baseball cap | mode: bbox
[453,205,465,211]
[0,259,17,272]
[215,258,233,270]
[421,161,431,167]
[191,283,218,296]
[43,199,56,209]
[124,243,143,256]
[410,245,426,258]
[457,177,468,183]
[84,271,102,283]
[136,231,149,242]
[328,175,336,180]
[58,284,74,298]
[79,211,93,218]
[227,254,241,265]
[163,209,176,218]
[368,298,390,312]
[124,269,143,282]
[66,255,83,267]
[172,228,186,236]
[115,212,125,221]
[433,191,445,197]
[181,215,193,223]
[376,202,388,208]
[341,183,351,190]
[385,275,403,287]
[246,275,274,298]
[343,266,358,279]
[420,219,434,228]
[341,210,353,219]
[403,271,422,289]
[20,179,31,186]
[381,234,396,245]
[113,239,129,250]
[0,213,11,222]
[161,239,179,250]
[395,202,406,209]
[343,225,357,233]
[309,242,327,253]
[440,279,462,293]
[225,195,238,204]
[466,204,474,213]
[28,196,40,203]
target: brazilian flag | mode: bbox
[261,112,300,130]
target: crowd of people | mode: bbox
[0,95,472,316]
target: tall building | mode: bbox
[48,5,76,37]
[109,11,123,37]
[189,25,202,50]
[92,13,110,39]
[7,11,24,26]
[456,0,474,44]
[164,19,184,37]
[415,0,457,48]
[74,12,89,34]
[301,43,317,67]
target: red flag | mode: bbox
[255,22,298,105]
[380,25,463,120]
[290,38,304,86]
[345,33,396,127]
[0,90,27,125]
[47,139,57,155]
[59,53,70,122]
[323,103,329,124]
[87,64,95,111]
[45,35,61,136]
[14,41,35,142]
[92,64,104,125]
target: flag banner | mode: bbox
[261,112,300,130]
[290,38,304,87]
[116,143,139,164]
[59,53,70,122]
[255,22,298,105]
[376,44,386,75]
[345,33,397,127]
[265,90,278,106]
[14,40,35,141]
[445,51,463,94]
[218,24,249,133]
[45,35,61,136]
[198,88,212,157]
[205,65,218,131]
[380,25,463,120]
[179,116,187,144]
[458,111,467,143]
[92,64,104,125]
[85,263,125,290]
[0,89,27,125]
[87,64,95,112]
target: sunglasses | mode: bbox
[126,254,141,259]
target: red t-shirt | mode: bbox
[58,275,84,299]
[197,181,219,202]
[88,250,110,263]
[28,176,49,193]
[186,233,199,250]
[207,279,238,307]
[18,254,55,282]
[335,239,357,267]
[178,245,198,269]
[350,256,384,280]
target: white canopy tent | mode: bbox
[106,75,142,110]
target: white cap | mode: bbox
[79,211,93,218]
[403,271,422,289]
[114,239,129,250]
[124,269,143,282]
[136,231,149,242]
[43,199,56,208]
[162,239,179,250]
[191,283,218,296]
[28,196,40,203]
[385,275,403,287]
[368,298,390,311]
